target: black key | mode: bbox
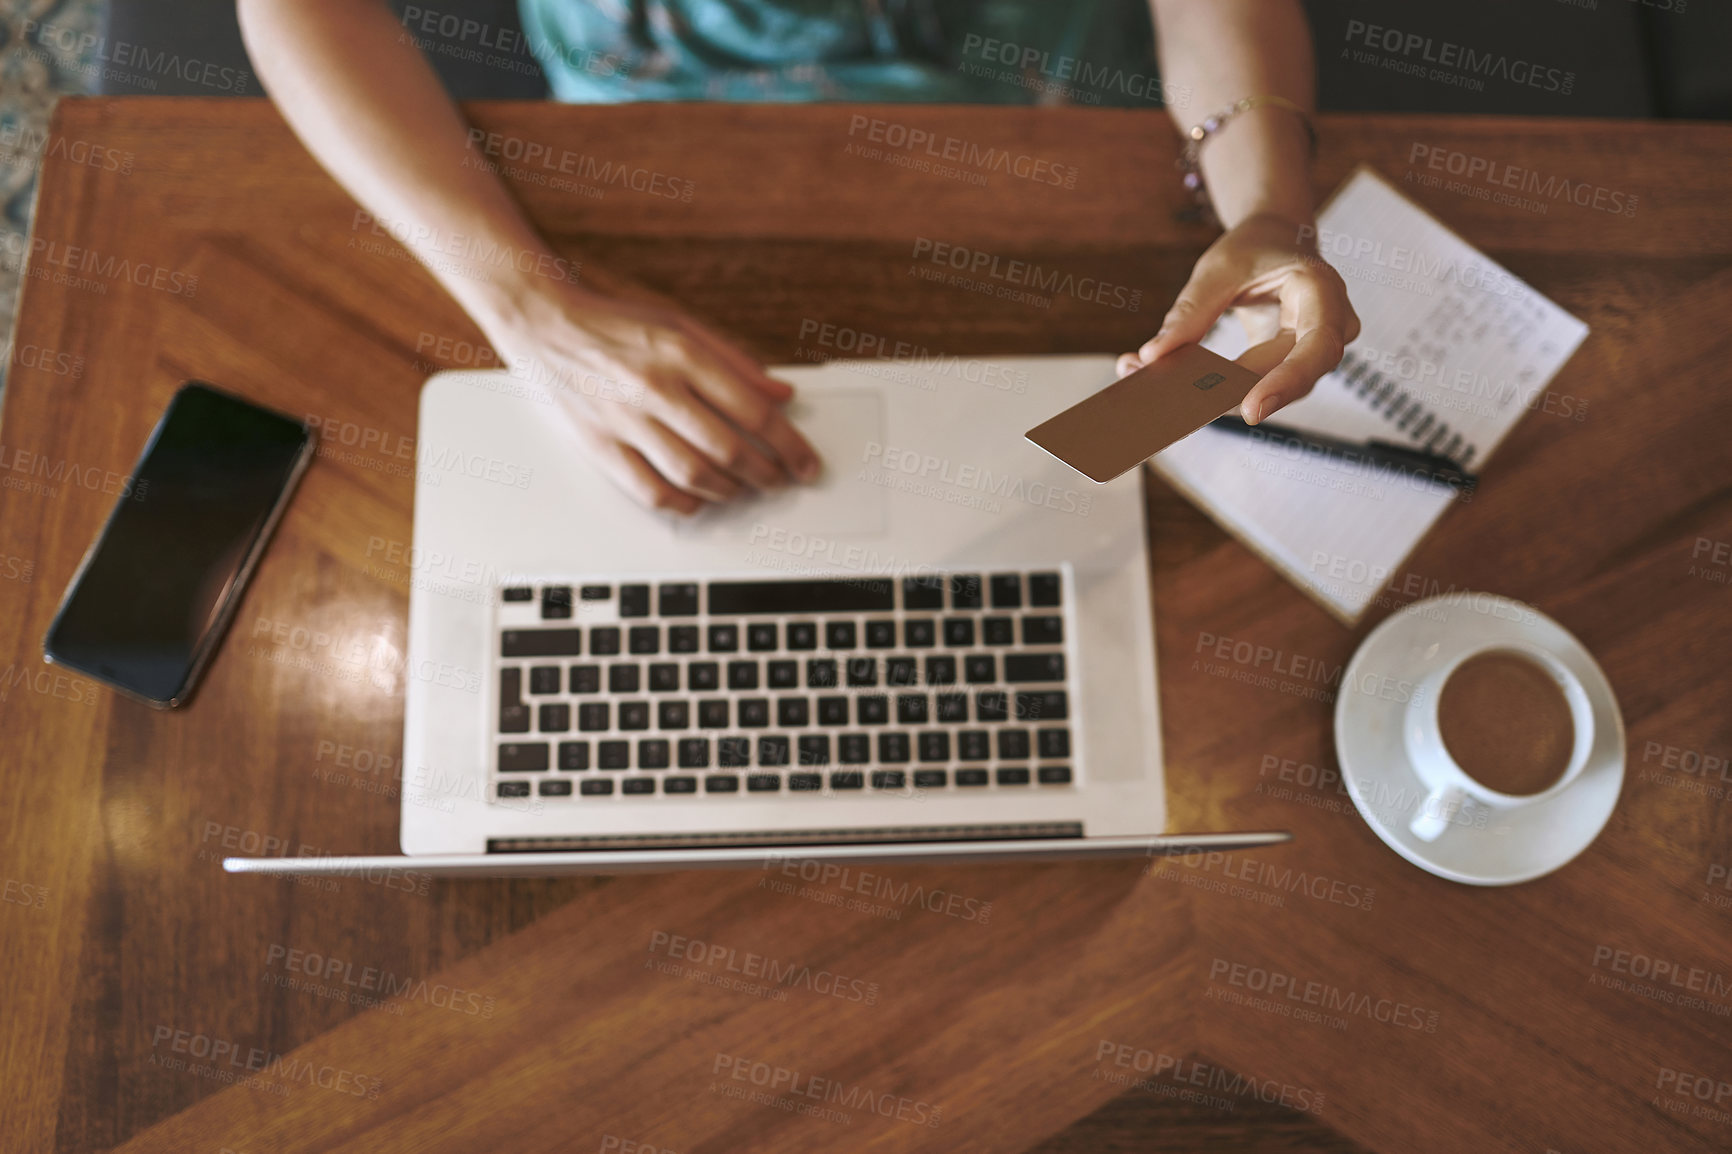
[857,696,889,725]
[871,770,907,790]
[539,779,573,796]
[902,576,945,610]
[539,703,571,733]
[767,660,799,689]
[528,665,562,694]
[806,659,839,688]
[570,664,600,694]
[728,661,760,690]
[885,657,918,687]
[983,617,1015,646]
[913,769,948,789]
[622,778,655,795]
[1038,728,1072,758]
[589,627,621,656]
[838,734,871,764]
[658,583,699,616]
[578,703,610,731]
[998,730,1030,759]
[925,655,957,685]
[918,732,950,762]
[878,733,910,762]
[718,738,751,768]
[619,584,651,617]
[598,740,630,770]
[705,776,740,793]
[1022,616,1064,645]
[658,701,690,730]
[649,663,681,692]
[499,669,530,733]
[747,623,779,652]
[498,781,531,798]
[958,730,991,761]
[904,619,936,648]
[825,621,859,650]
[708,624,739,653]
[758,736,790,766]
[665,776,698,794]
[503,586,533,602]
[1017,691,1069,721]
[965,655,997,684]
[541,586,573,619]
[846,658,878,687]
[936,693,969,722]
[950,574,983,609]
[668,625,701,653]
[499,742,549,772]
[956,768,989,787]
[829,771,865,790]
[609,665,640,694]
[817,697,850,725]
[708,579,894,614]
[1005,653,1066,683]
[976,692,1010,722]
[1037,765,1072,785]
[580,584,610,601]
[503,629,581,658]
[997,767,1031,786]
[638,739,670,769]
[580,779,614,796]
[943,618,975,647]
[628,626,660,655]
[738,699,770,728]
[748,774,782,793]
[798,735,831,766]
[778,698,810,727]
[989,574,1023,608]
[897,694,929,724]
[678,738,711,768]
[619,702,650,730]
[789,773,823,791]
[558,741,590,771]
[865,620,896,649]
[688,661,720,691]
[787,622,818,650]
[1029,572,1062,606]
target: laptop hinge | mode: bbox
[486,822,1084,853]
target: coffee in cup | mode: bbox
[1435,651,1576,797]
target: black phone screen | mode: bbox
[44,382,312,706]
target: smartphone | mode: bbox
[43,382,316,708]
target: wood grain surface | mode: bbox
[1,100,1728,1154]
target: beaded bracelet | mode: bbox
[1177,94,1318,225]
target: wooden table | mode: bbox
[2,100,1728,1154]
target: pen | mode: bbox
[1206,415,1479,494]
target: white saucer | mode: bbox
[1334,593,1625,886]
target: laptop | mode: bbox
[226,355,1288,878]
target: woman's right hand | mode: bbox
[487,282,822,515]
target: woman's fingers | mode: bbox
[678,347,822,482]
[640,374,787,490]
[1238,267,1357,424]
[620,413,748,503]
[682,320,796,403]
[580,425,704,516]
[1130,246,1249,370]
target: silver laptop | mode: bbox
[226,356,1287,878]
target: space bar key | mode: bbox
[707,579,895,614]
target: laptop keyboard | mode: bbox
[489,571,1078,802]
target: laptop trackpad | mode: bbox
[675,388,888,540]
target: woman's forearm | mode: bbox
[238,0,563,341]
[1150,0,1317,229]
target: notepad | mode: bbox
[1152,166,1589,623]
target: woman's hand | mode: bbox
[488,283,822,515]
[1117,212,1360,423]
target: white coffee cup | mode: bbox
[1405,644,1596,842]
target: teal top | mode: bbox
[517,0,1166,107]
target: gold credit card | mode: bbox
[1025,344,1261,483]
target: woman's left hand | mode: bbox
[1116,211,1361,423]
